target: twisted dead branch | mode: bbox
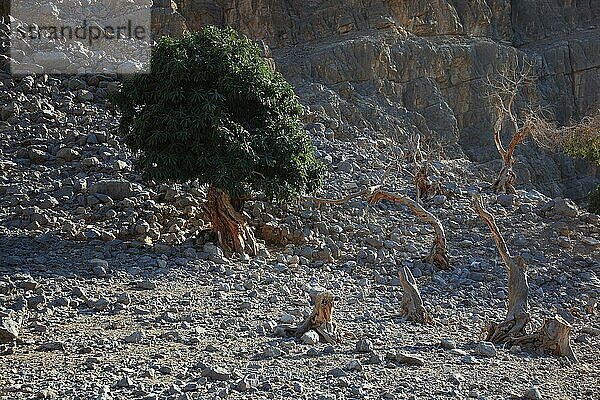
[486,62,542,194]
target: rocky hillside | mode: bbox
[154,0,600,200]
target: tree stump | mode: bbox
[472,194,530,342]
[293,291,340,344]
[513,315,577,363]
[369,190,450,269]
[204,186,258,256]
[399,266,433,324]
[412,133,443,202]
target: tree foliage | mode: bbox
[110,26,323,201]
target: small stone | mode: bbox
[474,341,497,357]
[327,368,346,377]
[293,382,303,393]
[117,376,134,388]
[433,194,447,206]
[581,326,600,336]
[440,338,456,350]
[367,351,383,364]
[279,313,295,324]
[461,355,479,364]
[124,331,144,343]
[345,359,362,372]
[202,366,231,381]
[91,298,110,312]
[89,259,108,277]
[301,330,320,345]
[497,194,515,208]
[524,386,542,400]
[36,389,58,399]
[355,338,373,353]
[395,353,425,366]
[136,280,157,290]
[39,342,65,351]
[116,293,131,305]
[0,317,19,343]
[263,346,283,358]
[235,374,258,392]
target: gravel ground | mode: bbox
[1,66,599,400]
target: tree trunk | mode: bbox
[399,266,433,324]
[491,160,517,194]
[369,190,450,269]
[205,186,257,256]
[414,160,443,202]
[485,255,530,343]
[472,195,530,343]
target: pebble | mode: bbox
[301,330,320,345]
[474,341,497,357]
[124,331,144,343]
[524,386,543,400]
[356,338,373,352]
[202,366,231,381]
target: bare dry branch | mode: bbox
[369,189,450,269]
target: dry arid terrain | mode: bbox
[1,1,600,400]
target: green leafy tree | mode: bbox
[111,27,324,254]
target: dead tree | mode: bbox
[486,63,538,194]
[472,195,577,361]
[472,194,530,342]
[369,189,450,269]
[398,265,433,323]
[292,291,340,344]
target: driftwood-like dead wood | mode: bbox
[472,195,578,362]
[307,186,380,209]
[293,291,340,344]
[472,194,530,343]
[398,266,433,324]
[513,315,577,363]
[369,190,450,269]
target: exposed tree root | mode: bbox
[204,186,257,256]
[399,266,433,324]
[513,315,577,363]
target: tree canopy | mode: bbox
[111,26,323,201]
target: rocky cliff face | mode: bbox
[158,0,600,200]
